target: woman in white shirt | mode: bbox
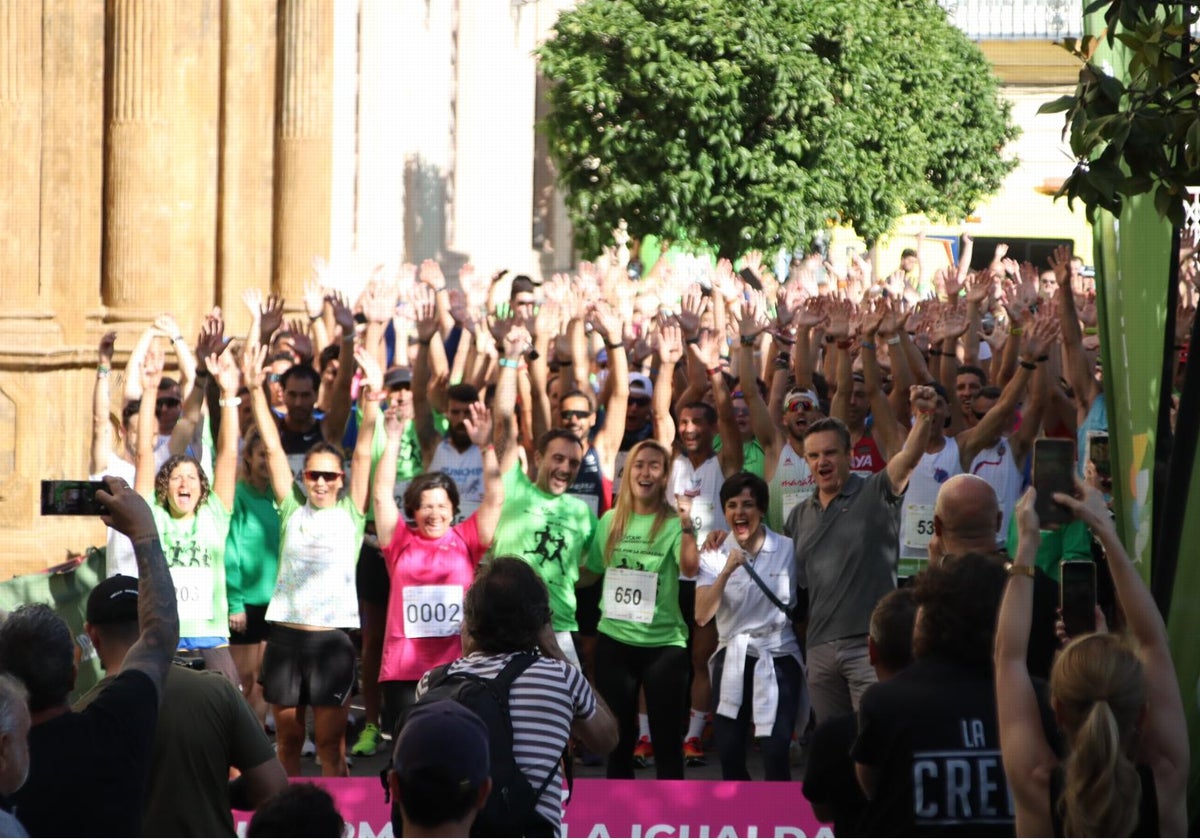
[695,471,805,781]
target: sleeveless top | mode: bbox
[851,433,887,477]
[767,441,814,532]
[568,445,613,517]
[898,437,962,577]
[969,437,1025,546]
[1049,762,1157,837]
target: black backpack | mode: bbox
[397,652,559,838]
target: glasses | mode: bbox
[156,397,181,410]
[303,470,343,483]
[629,396,651,407]
[561,409,592,420]
[785,398,814,413]
[267,373,282,384]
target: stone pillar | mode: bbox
[102,0,175,330]
[0,0,48,340]
[273,0,334,305]
[218,0,277,336]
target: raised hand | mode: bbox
[354,346,384,397]
[501,322,531,361]
[284,318,314,361]
[326,292,356,336]
[860,298,886,337]
[99,331,117,366]
[208,343,241,395]
[259,294,285,340]
[410,284,439,342]
[462,402,494,448]
[1022,311,1058,361]
[1075,291,1098,327]
[195,309,226,364]
[361,279,400,325]
[141,345,166,392]
[383,402,409,438]
[590,300,624,344]
[825,299,852,340]
[657,318,684,368]
[418,259,446,292]
[689,328,723,370]
[677,284,705,337]
[965,271,992,306]
[1046,245,1072,287]
[302,277,326,321]
[241,343,268,388]
[242,288,264,320]
[154,313,183,340]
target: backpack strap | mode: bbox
[489,652,562,825]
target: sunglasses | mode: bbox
[561,409,591,420]
[267,373,282,384]
[303,470,343,483]
[629,396,651,407]
[156,397,181,410]
[785,398,814,413]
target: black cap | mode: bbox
[384,367,413,389]
[86,575,139,625]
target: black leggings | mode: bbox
[711,649,804,781]
[594,633,689,780]
[380,680,419,738]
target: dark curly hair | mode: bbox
[912,552,1006,669]
[154,454,211,514]
[464,556,551,654]
[403,472,461,520]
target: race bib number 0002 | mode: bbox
[402,585,464,639]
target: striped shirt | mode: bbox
[417,651,596,831]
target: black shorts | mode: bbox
[261,624,357,707]
[356,538,391,607]
[575,577,603,636]
[229,603,270,645]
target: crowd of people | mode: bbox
[0,230,1191,836]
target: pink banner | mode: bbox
[235,778,833,838]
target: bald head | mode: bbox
[934,475,1002,551]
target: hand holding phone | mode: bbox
[41,480,109,517]
[1060,560,1097,637]
[1033,439,1076,528]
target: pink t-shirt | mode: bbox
[379,514,487,682]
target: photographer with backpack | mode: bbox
[400,556,617,837]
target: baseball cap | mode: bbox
[87,575,139,625]
[384,367,413,389]
[393,700,490,789]
[629,373,653,398]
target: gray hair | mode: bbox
[0,673,29,736]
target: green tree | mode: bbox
[1040,0,1199,222]
[536,0,1019,256]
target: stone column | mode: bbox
[101,0,175,329]
[273,0,334,305]
[0,0,47,339]
[217,0,277,336]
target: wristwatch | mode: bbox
[1004,561,1035,578]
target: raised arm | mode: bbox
[350,346,383,514]
[372,401,410,547]
[994,489,1057,837]
[589,301,629,473]
[692,331,743,477]
[653,320,682,449]
[732,293,782,461]
[320,293,359,444]
[133,346,166,496]
[95,477,180,699]
[410,285,444,466]
[208,343,242,510]
[90,332,118,476]
[826,301,853,425]
[464,402,503,545]
[1053,483,1189,835]
[1048,245,1100,414]
[169,312,224,458]
[860,301,907,459]
[123,324,163,403]
[884,385,938,495]
[155,313,198,396]
[243,345,294,504]
[528,299,559,445]
[492,320,529,476]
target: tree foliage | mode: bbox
[536,0,1019,256]
[1041,0,1200,223]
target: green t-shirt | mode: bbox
[224,481,280,615]
[490,466,598,632]
[148,493,231,640]
[366,415,425,520]
[1004,515,1093,582]
[713,435,764,479]
[586,512,687,648]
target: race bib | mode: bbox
[904,503,936,551]
[603,567,658,624]
[781,485,814,521]
[402,585,464,639]
[688,497,717,537]
[172,567,214,621]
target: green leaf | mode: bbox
[1039,95,1077,115]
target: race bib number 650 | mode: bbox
[603,567,658,624]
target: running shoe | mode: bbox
[301,737,317,757]
[683,736,706,766]
[350,723,382,757]
[632,735,655,768]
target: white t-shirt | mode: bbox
[669,453,727,581]
[90,456,137,578]
[429,440,484,520]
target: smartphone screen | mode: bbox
[1033,438,1076,527]
[1088,433,1110,479]
[1060,560,1097,637]
[738,267,763,292]
[40,480,109,516]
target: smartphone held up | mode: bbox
[40,480,108,517]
